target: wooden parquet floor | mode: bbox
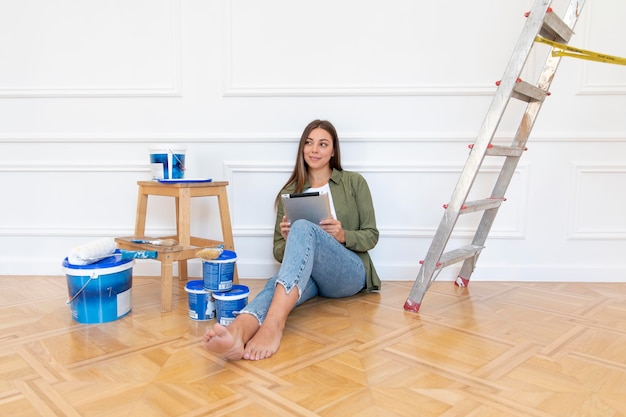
[0,275,625,417]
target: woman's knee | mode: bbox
[290,219,316,234]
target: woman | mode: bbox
[203,119,380,361]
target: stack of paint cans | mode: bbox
[185,250,249,324]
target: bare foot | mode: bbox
[242,319,284,361]
[203,323,244,360]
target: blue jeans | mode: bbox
[238,219,366,324]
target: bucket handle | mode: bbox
[65,271,99,305]
[169,148,186,172]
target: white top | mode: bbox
[305,183,337,220]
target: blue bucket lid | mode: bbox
[62,250,132,270]
[216,250,237,261]
[212,284,249,300]
[185,280,210,294]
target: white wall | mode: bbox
[1,0,625,282]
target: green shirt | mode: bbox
[273,169,381,291]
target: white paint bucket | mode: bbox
[149,145,186,179]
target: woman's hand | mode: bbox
[280,216,291,240]
[319,218,345,243]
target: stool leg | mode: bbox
[135,185,149,236]
[216,188,234,251]
[178,260,188,281]
[159,253,174,313]
[216,187,238,283]
[175,188,190,283]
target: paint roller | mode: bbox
[68,237,158,265]
[195,244,224,260]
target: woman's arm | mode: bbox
[272,194,288,262]
[341,174,378,253]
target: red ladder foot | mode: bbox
[403,298,421,312]
[455,276,470,287]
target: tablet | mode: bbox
[281,191,332,224]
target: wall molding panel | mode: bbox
[221,0,523,97]
[575,1,626,95]
[569,163,626,239]
[223,161,529,240]
[0,0,182,98]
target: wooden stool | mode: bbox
[116,180,237,312]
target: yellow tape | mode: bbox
[535,36,626,66]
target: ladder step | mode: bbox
[459,198,505,214]
[512,80,548,102]
[486,145,526,157]
[438,245,484,269]
[540,9,574,43]
[469,143,527,157]
[443,198,505,214]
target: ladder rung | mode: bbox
[540,10,574,43]
[459,198,505,214]
[469,143,527,157]
[443,198,505,213]
[438,245,484,269]
[512,80,548,103]
[486,145,526,157]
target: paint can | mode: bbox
[184,280,216,321]
[202,250,237,291]
[149,145,186,179]
[63,254,134,324]
[212,285,249,326]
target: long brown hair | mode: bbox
[275,119,343,206]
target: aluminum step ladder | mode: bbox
[404,0,586,313]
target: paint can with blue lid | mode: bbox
[63,252,134,324]
[212,285,249,326]
[202,250,237,291]
[149,145,186,179]
[184,280,215,321]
